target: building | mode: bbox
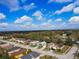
[0,42,13,50]
[8,46,21,56]
[30,41,39,46]
[37,41,47,49]
[20,51,40,59]
[8,47,27,59]
[48,43,63,50]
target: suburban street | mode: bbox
[0,39,78,59]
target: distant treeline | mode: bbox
[0,30,79,43]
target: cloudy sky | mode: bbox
[0,0,79,31]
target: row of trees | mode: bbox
[3,31,79,45]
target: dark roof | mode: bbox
[8,46,20,52]
[21,54,32,59]
[0,42,6,45]
[21,51,40,59]
[29,51,40,58]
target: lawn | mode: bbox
[55,45,71,54]
[75,57,79,59]
[40,55,57,59]
[0,55,11,59]
[76,57,79,59]
[37,45,43,49]
[44,47,51,51]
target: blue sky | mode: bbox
[0,0,79,31]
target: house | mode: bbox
[8,46,21,56]
[11,38,31,45]
[30,41,39,46]
[24,39,31,45]
[20,51,40,59]
[0,42,13,50]
[8,47,27,59]
[61,33,68,41]
[15,38,26,43]
[48,43,63,50]
[11,38,26,43]
[10,48,27,59]
[37,41,47,49]
[0,36,4,39]
[48,43,57,50]
[39,41,46,46]
[76,41,79,44]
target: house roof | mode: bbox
[20,51,40,59]
[0,42,6,45]
[30,41,39,44]
[29,51,40,58]
[10,48,27,57]
[8,46,20,52]
[0,44,13,50]
[15,38,25,41]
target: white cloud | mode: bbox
[0,0,20,11]
[32,10,45,21]
[0,0,36,12]
[48,0,72,3]
[73,7,79,14]
[55,3,75,14]
[0,23,8,28]
[0,13,6,19]
[36,16,45,21]
[14,15,32,23]
[69,16,79,24]
[40,22,55,28]
[8,0,20,11]
[48,19,52,23]
[75,0,79,5]
[31,24,38,27]
[32,11,43,17]
[55,18,62,22]
[36,16,43,20]
[40,19,55,28]
[23,3,36,11]
[19,23,38,29]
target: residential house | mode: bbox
[48,43,63,50]
[0,42,13,50]
[30,41,39,46]
[8,47,27,59]
[37,41,47,49]
[20,51,40,59]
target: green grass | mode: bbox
[75,57,79,59]
[55,45,71,54]
[44,47,50,51]
[37,45,43,49]
[77,57,79,59]
[61,45,70,53]
[0,55,11,59]
[30,44,37,47]
[40,55,57,59]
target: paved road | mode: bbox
[57,46,77,59]
[37,46,78,59]
[0,39,78,59]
